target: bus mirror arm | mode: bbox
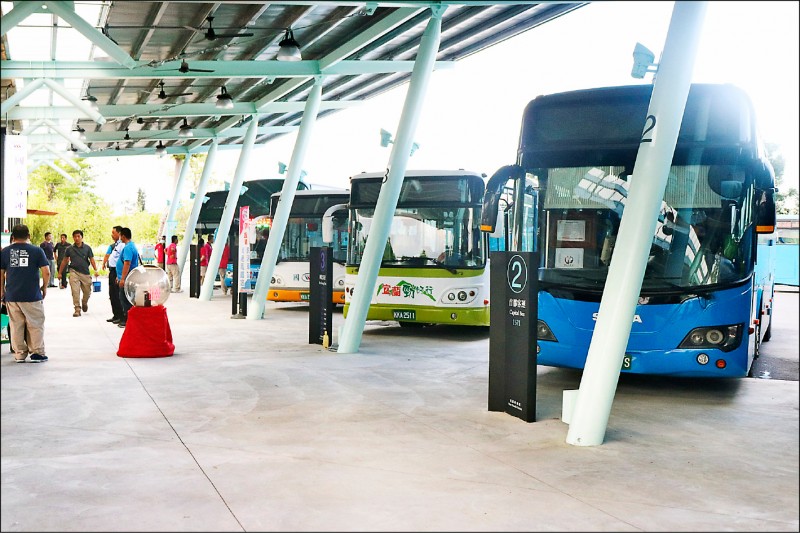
[481,165,525,233]
[322,203,348,243]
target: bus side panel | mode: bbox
[268,261,346,303]
[344,267,490,326]
[536,285,755,377]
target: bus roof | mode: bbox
[350,169,486,181]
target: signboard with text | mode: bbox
[309,247,333,345]
[238,206,253,293]
[488,251,538,422]
[2,134,28,220]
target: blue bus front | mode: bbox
[537,283,755,377]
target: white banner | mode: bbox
[3,135,28,219]
[238,206,253,293]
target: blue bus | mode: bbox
[481,84,777,377]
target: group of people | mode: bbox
[155,233,230,294]
[1,224,142,363]
[2,224,233,364]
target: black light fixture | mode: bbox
[123,128,131,141]
[216,86,234,109]
[178,118,193,138]
[155,140,167,157]
[73,125,86,141]
[69,144,78,153]
[277,29,302,61]
[83,93,99,110]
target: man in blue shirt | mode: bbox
[102,225,126,324]
[0,224,50,363]
[116,227,139,328]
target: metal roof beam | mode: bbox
[0,60,453,79]
[6,100,359,120]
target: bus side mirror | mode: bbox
[481,164,525,233]
[755,190,777,234]
[322,203,348,243]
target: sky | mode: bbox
[88,1,800,214]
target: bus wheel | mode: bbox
[762,320,772,342]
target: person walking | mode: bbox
[155,235,166,271]
[199,235,213,286]
[53,233,71,289]
[0,224,50,363]
[116,227,139,328]
[102,225,126,324]
[58,230,99,317]
[40,232,58,287]
[165,235,181,292]
[217,236,231,295]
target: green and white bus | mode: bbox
[343,170,491,327]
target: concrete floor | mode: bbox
[2,281,798,532]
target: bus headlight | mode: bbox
[537,320,557,342]
[441,287,478,304]
[679,324,742,353]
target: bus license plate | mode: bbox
[393,310,416,321]
[300,293,310,301]
[622,354,632,370]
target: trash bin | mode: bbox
[92,276,102,292]
[1,312,9,345]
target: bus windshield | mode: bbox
[535,163,757,292]
[350,206,484,269]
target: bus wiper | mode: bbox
[411,256,458,274]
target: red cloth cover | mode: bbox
[117,305,174,358]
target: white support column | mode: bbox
[165,155,192,259]
[248,79,324,320]
[337,7,446,353]
[178,140,218,275]
[200,116,259,301]
[566,1,708,446]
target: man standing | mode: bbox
[0,224,50,363]
[40,232,58,287]
[59,230,99,317]
[155,235,166,271]
[200,234,213,286]
[165,235,181,292]
[102,225,126,324]
[54,233,71,289]
[116,227,139,328]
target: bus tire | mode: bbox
[762,320,772,342]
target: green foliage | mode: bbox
[765,142,798,214]
[136,188,147,212]
[25,160,113,250]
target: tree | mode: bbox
[765,142,798,214]
[25,159,112,250]
[136,188,147,212]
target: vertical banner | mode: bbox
[3,134,28,219]
[488,251,538,422]
[238,206,252,293]
[309,246,333,345]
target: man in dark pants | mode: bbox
[116,227,139,328]
[54,233,71,289]
[102,225,126,324]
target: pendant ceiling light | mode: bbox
[155,140,167,157]
[277,29,302,61]
[178,118,193,138]
[215,86,234,109]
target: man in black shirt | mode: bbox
[40,232,58,287]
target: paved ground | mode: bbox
[1,281,798,532]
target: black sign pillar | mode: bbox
[488,251,538,422]
[309,246,333,345]
[189,243,200,298]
